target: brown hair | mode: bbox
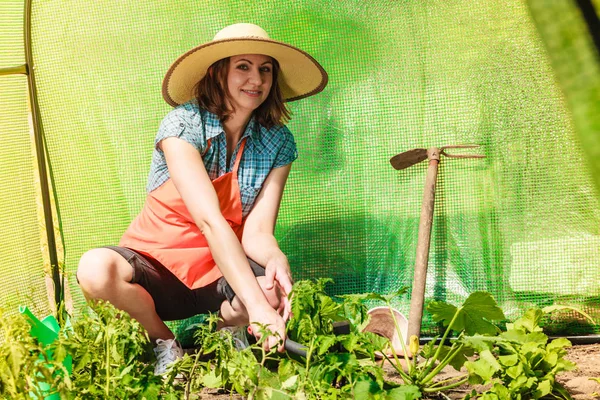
[195,57,291,129]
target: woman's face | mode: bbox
[226,54,274,115]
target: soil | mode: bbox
[556,343,600,399]
[198,344,600,399]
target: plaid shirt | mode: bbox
[147,101,297,217]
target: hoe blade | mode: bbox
[390,148,428,170]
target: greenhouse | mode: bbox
[1,0,599,398]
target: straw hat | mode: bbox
[162,23,328,107]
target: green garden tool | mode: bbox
[390,145,485,342]
[20,306,72,400]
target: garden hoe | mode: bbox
[389,145,485,345]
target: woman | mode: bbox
[76,23,327,375]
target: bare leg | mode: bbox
[77,248,173,341]
[218,276,281,329]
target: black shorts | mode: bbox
[103,246,266,321]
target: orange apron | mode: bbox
[120,139,247,289]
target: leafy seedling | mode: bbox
[463,308,576,399]
[167,279,423,399]
[378,292,505,395]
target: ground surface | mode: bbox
[198,344,600,399]
[557,343,600,399]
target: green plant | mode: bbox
[61,301,171,399]
[286,279,423,398]
[167,279,419,399]
[0,283,584,399]
[359,291,505,395]
[0,308,68,399]
[463,308,576,399]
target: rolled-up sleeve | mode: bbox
[147,104,208,192]
[273,126,298,168]
[155,106,206,154]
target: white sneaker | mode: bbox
[220,326,250,351]
[153,338,184,375]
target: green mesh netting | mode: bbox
[528,0,600,190]
[0,2,52,317]
[1,0,599,336]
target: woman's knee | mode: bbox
[77,248,131,297]
[256,277,282,311]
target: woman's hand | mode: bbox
[264,255,293,322]
[247,305,286,352]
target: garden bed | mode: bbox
[198,344,600,399]
[438,343,600,399]
[2,279,597,399]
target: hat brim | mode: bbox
[162,38,328,107]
